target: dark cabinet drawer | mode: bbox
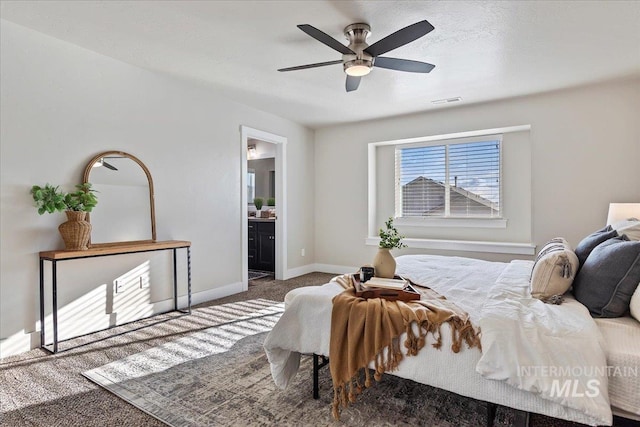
[248,248,258,270]
[249,221,275,272]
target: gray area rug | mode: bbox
[82,299,526,427]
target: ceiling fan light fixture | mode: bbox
[344,59,372,77]
[247,145,257,159]
[280,20,435,92]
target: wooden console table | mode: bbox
[39,240,191,353]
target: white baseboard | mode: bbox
[117,281,245,316]
[284,264,316,280]
[4,271,367,358]
[1,281,246,359]
[176,281,244,307]
[311,263,359,275]
[0,332,37,359]
[283,263,359,279]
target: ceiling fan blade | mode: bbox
[297,24,355,55]
[346,75,361,92]
[374,57,435,73]
[102,161,118,171]
[278,60,343,72]
[364,20,434,57]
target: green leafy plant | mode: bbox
[253,197,264,210]
[378,217,407,250]
[267,197,275,207]
[31,183,98,215]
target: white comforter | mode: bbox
[476,260,611,425]
[263,255,613,426]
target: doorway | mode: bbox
[240,126,287,291]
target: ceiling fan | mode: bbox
[278,20,435,92]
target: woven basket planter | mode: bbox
[58,211,92,250]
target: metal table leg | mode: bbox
[187,246,192,314]
[52,260,58,353]
[39,258,45,351]
[173,248,178,311]
[486,402,497,427]
[313,354,329,399]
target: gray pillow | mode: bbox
[574,225,618,267]
[573,235,640,317]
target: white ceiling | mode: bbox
[2,1,639,128]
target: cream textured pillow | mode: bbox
[530,238,579,302]
[612,219,640,241]
[630,285,640,321]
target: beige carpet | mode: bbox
[83,298,510,427]
[0,273,332,427]
[0,273,631,426]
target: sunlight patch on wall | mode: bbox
[113,261,153,324]
[0,329,32,359]
[41,261,153,343]
[42,284,109,342]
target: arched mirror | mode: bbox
[83,151,156,245]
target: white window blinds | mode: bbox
[395,136,501,218]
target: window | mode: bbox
[395,136,501,218]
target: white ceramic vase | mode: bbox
[373,248,396,278]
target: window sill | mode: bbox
[394,217,507,228]
[365,237,535,255]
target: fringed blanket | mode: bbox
[329,274,481,420]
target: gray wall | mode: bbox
[0,21,315,356]
[314,77,640,267]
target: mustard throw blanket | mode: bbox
[329,275,481,420]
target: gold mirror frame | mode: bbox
[82,151,156,246]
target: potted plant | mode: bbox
[373,217,407,278]
[265,198,276,218]
[254,197,264,211]
[30,183,98,250]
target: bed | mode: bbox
[264,254,640,426]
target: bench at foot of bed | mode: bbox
[310,353,530,427]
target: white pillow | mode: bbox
[612,219,640,241]
[630,285,640,321]
[530,238,579,301]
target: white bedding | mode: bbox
[594,316,640,418]
[476,260,611,424]
[263,255,614,426]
